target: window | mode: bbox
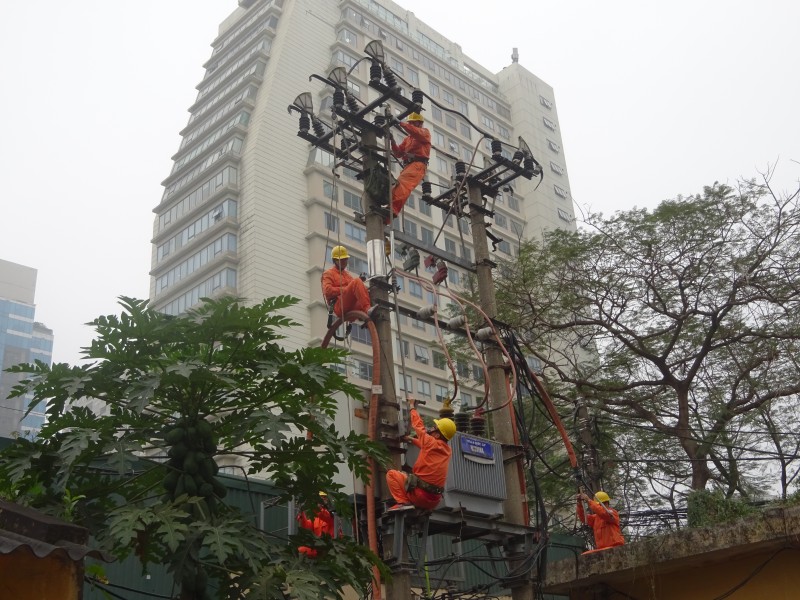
[448,268,460,285]
[543,116,557,131]
[403,220,417,239]
[420,200,432,216]
[345,222,366,243]
[508,196,520,211]
[495,213,508,229]
[539,95,553,109]
[347,80,361,97]
[433,351,446,370]
[434,130,445,147]
[408,67,419,87]
[351,323,372,345]
[557,208,572,222]
[459,122,471,139]
[429,81,440,97]
[498,124,510,139]
[411,318,426,331]
[395,275,404,292]
[457,98,468,114]
[323,180,336,200]
[399,373,413,392]
[421,226,434,246]
[445,114,457,129]
[511,220,524,236]
[554,185,569,199]
[448,138,460,154]
[442,209,454,228]
[435,384,449,403]
[461,246,472,262]
[497,240,511,254]
[397,338,409,358]
[432,106,443,122]
[406,195,415,209]
[333,50,358,69]
[472,364,485,383]
[459,219,469,234]
[414,344,430,364]
[436,156,449,174]
[526,355,543,373]
[444,238,456,255]
[390,57,404,75]
[548,139,560,153]
[481,114,495,130]
[353,359,373,380]
[443,90,455,106]
[324,212,339,232]
[409,280,423,298]
[417,379,432,398]
[550,161,564,176]
[456,361,470,378]
[338,28,358,46]
[460,392,473,408]
[344,189,361,210]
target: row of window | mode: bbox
[157,199,237,263]
[158,167,238,233]
[207,15,276,77]
[198,38,271,102]
[181,86,257,151]
[163,137,243,201]
[172,112,250,176]
[188,61,265,126]
[161,268,237,316]
[155,233,237,296]
[353,0,409,34]
[210,0,282,58]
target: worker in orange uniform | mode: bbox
[577,491,625,552]
[388,112,431,222]
[297,491,336,558]
[386,398,456,511]
[322,245,371,320]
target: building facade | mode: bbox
[149,0,576,475]
[0,260,54,439]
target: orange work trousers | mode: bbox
[386,470,442,511]
[333,278,370,318]
[391,161,427,217]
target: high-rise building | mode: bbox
[0,259,54,439]
[149,0,575,470]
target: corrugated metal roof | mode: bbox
[0,528,112,562]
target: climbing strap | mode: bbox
[406,473,444,496]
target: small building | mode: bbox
[544,504,800,599]
[0,499,110,600]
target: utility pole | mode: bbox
[361,128,410,600]
[468,180,533,600]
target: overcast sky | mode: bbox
[1,0,797,366]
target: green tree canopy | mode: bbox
[495,178,800,515]
[0,296,387,599]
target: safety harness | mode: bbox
[405,473,444,496]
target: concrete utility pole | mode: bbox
[467,180,533,600]
[361,129,410,600]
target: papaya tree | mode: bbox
[0,296,387,599]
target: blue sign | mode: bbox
[460,435,495,461]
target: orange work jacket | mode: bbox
[578,499,625,549]
[322,266,356,304]
[391,122,431,161]
[407,409,451,488]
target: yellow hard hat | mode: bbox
[407,112,424,122]
[318,491,327,497]
[434,418,456,441]
[594,491,610,503]
[331,245,349,260]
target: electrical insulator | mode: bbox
[416,305,436,320]
[454,411,470,433]
[491,139,503,158]
[475,327,494,341]
[524,157,535,171]
[470,411,486,437]
[298,114,310,134]
[383,68,397,88]
[333,89,345,109]
[403,249,420,271]
[455,161,466,175]
[374,115,386,127]
[513,150,524,162]
[432,261,448,285]
[412,89,424,104]
[312,119,325,137]
[346,94,359,113]
[447,315,466,329]
[370,60,382,84]
[424,254,436,270]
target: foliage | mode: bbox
[0,296,388,599]
[493,174,800,522]
[686,489,755,527]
